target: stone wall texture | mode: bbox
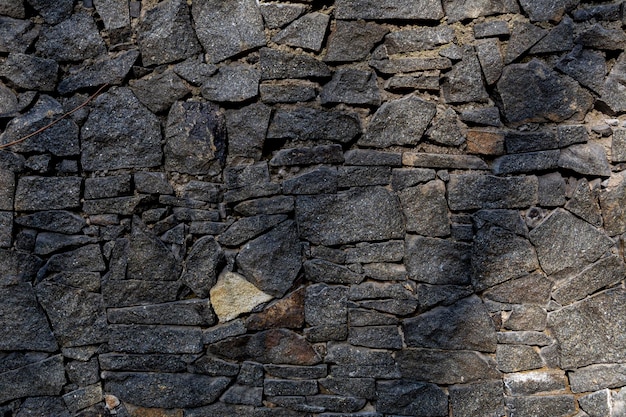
[3,0,626,416]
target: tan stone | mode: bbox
[210,271,273,323]
[466,129,505,156]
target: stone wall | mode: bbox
[2,0,626,416]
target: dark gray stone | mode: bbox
[496,330,553,346]
[449,381,505,417]
[396,348,500,385]
[296,187,404,246]
[201,64,260,103]
[403,295,497,352]
[259,3,306,29]
[350,308,398,326]
[505,396,576,417]
[268,108,361,143]
[504,130,558,153]
[82,88,162,171]
[503,304,547,331]
[399,180,449,236]
[385,26,455,54]
[164,100,225,175]
[0,355,66,403]
[338,166,390,188]
[538,173,567,207]
[0,0,25,18]
[415,284,474,313]
[264,364,327,380]
[138,0,200,66]
[85,175,131,199]
[127,219,181,281]
[377,380,447,416]
[223,182,281,204]
[15,396,70,417]
[320,69,380,106]
[442,46,488,103]
[613,129,626,163]
[548,288,626,369]
[325,343,399,379]
[234,196,294,216]
[109,324,203,354]
[344,150,402,167]
[192,0,265,63]
[59,50,139,94]
[559,143,611,177]
[325,20,388,62]
[222,384,263,406]
[36,12,105,61]
[237,220,302,297]
[260,48,331,80]
[182,236,223,298]
[335,0,444,20]
[384,71,441,92]
[475,38,503,86]
[272,12,329,52]
[0,16,38,54]
[576,23,626,51]
[405,235,471,285]
[83,195,150,216]
[0,52,57,91]
[26,0,71,23]
[190,355,240,376]
[345,241,404,263]
[304,259,362,285]
[265,379,318,396]
[556,46,606,95]
[224,162,270,189]
[569,364,626,393]
[370,56,452,74]
[474,20,510,38]
[305,284,348,329]
[0,170,14,212]
[600,52,626,113]
[572,3,621,21]
[530,16,574,53]
[62,384,102,413]
[108,299,216,326]
[102,279,180,307]
[0,212,11,248]
[34,233,96,255]
[600,172,626,235]
[448,174,538,210]
[519,0,579,22]
[348,326,402,349]
[0,82,18,116]
[359,96,436,147]
[93,0,129,30]
[505,21,548,64]
[496,344,543,372]
[443,0,518,22]
[260,80,317,104]
[426,108,466,146]
[493,150,560,175]
[130,70,189,113]
[319,377,376,400]
[45,244,105,273]
[460,108,502,127]
[579,389,611,417]
[566,178,602,227]
[104,372,230,408]
[220,214,287,247]
[504,370,567,396]
[497,59,593,125]
[392,168,436,190]
[283,167,338,195]
[0,95,79,156]
[14,176,81,211]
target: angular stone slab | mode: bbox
[107,299,216,326]
[325,20,388,62]
[0,355,66,403]
[403,295,497,352]
[210,271,273,322]
[403,153,488,169]
[201,64,260,103]
[130,70,190,113]
[448,174,538,210]
[267,108,361,143]
[548,288,626,369]
[102,279,181,307]
[443,0,518,22]
[272,12,329,52]
[405,235,471,285]
[399,180,450,237]
[226,103,271,160]
[558,143,611,177]
[569,364,626,393]
[335,0,444,20]
[0,52,57,91]
[320,69,381,106]
[109,324,203,354]
[296,186,404,246]
[600,171,626,235]
[35,12,105,61]
[519,0,579,22]
[104,372,230,408]
[483,272,552,305]
[449,380,505,417]
[529,208,613,276]
[15,176,81,211]
[260,48,330,80]
[93,0,130,30]
[259,3,306,29]
[385,26,455,54]
[443,46,489,103]
[127,220,181,281]
[182,236,223,298]
[376,380,448,416]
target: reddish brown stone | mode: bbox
[467,129,505,156]
[246,287,305,331]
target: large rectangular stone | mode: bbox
[569,364,626,393]
[448,174,538,210]
[492,150,560,174]
[0,169,14,210]
[335,0,444,20]
[15,176,82,211]
[109,324,203,354]
[0,355,66,403]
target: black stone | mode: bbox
[226,103,272,160]
[36,12,106,61]
[376,380,448,417]
[130,70,190,113]
[0,52,57,91]
[0,355,66,403]
[270,145,344,167]
[267,108,361,143]
[260,48,331,80]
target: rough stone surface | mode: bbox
[130,70,189,113]
[335,0,444,20]
[399,180,450,236]
[320,69,381,106]
[449,381,505,417]
[558,143,611,177]
[443,46,489,103]
[201,65,260,103]
[36,12,106,61]
[405,236,471,285]
[210,271,273,322]
[0,355,66,403]
[182,236,224,298]
[376,380,448,416]
[325,21,388,62]
[272,13,329,52]
[268,108,361,143]
[15,176,81,211]
[448,174,538,210]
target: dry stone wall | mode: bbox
[3,0,626,416]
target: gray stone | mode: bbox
[0,16,38,54]
[426,108,466,146]
[83,195,150,216]
[82,88,162,171]
[496,344,543,372]
[349,326,402,349]
[264,364,327,381]
[15,176,81,211]
[164,100,225,175]
[529,208,613,276]
[0,282,57,351]
[220,215,288,246]
[0,52,57,91]
[237,220,302,297]
[338,166,390,188]
[222,384,263,406]
[319,378,376,400]
[268,108,361,143]
[108,299,215,326]
[505,131,559,153]
[325,20,388,62]
[600,171,626,235]
[415,284,474,313]
[0,170,13,212]
[320,69,380,106]
[505,22,548,64]
[325,343,399,379]
[376,380,447,416]
[504,370,567,395]
[405,235,472,285]
[102,279,180,307]
[404,295,497,352]
[448,174,538,210]
[0,355,66,403]
[474,20,510,38]
[576,23,626,51]
[548,288,626,369]
[600,52,626,113]
[503,304,547,331]
[505,396,576,417]
[192,0,265,63]
[93,0,129,30]
[370,57,452,74]
[345,241,404,263]
[296,186,404,246]
[0,0,25,18]
[265,379,318,396]
[173,55,217,86]
[572,3,621,21]
[15,397,70,417]
[272,12,329,52]
[85,175,131,199]
[530,16,574,53]
[34,233,96,255]
[189,355,240,376]
[569,364,626,393]
[556,46,606,95]
[109,324,202,354]
[260,48,331,80]
[223,182,281,204]
[473,209,527,236]
[359,96,436,147]
[497,59,593,124]
[519,0,579,22]
[36,12,105,61]
[26,0,71,23]
[284,167,337,195]
[475,38,503,86]
[538,172,566,207]
[0,212,11,248]
[234,196,295,216]
[472,225,539,291]
[483,272,552,305]
[182,236,223,298]
[335,0,444,20]
[579,389,611,417]
[493,150,560,175]
[259,3,306,29]
[304,259,363,285]
[46,245,106,274]
[130,70,189,113]
[559,144,611,177]
[399,180,449,236]
[613,129,626,163]
[344,150,402,167]
[443,0,518,22]
[62,384,102,413]
[384,71,441,92]
[138,0,200,66]
[385,26,455,54]
[442,46,488,103]
[0,95,79,156]
[260,81,317,104]
[127,219,181,281]
[392,168,437,190]
[396,348,500,385]
[449,381,505,417]
[201,64,260,103]
[104,372,230,408]
[202,320,247,344]
[66,357,99,386]
[224,103,271,160]
[460,108,502,128]
[565,178,601,227]
[305,284,348,328]
[0,82,18,116]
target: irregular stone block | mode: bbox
[496,344,543,372]
[576,23,626,51]
[403,295,497,352]
[405,235,471,285]
[443,0,518,22]
[305,284,348,328]
[443,46,488,103]
[505,21,548,64]
[93,0,129,30]
[296,187,404,246]
[268,108,361,143]
[325,20,388,62]
[260,48,330,80]
[569,364,626,393]
[359,96,436,147]
[130,70,189,113]
[530,16,574,53]
[529,208,613,276]
[138,0,200,66]
[344,149,402,166]
[497,59,593,124]
[600,52,626,113]
[192,0,265,63]
[325,343,398,379]
[494,150,560,175]
[246,288,305,331]
[600,172,626,235]
[201,64,260,103]
[0,355,66,403]
[449,380,505,417]
[466,129,505,155]
[0,0,25,18]
[85,175,131,200]
[377,380,447,416]
[497,331,553,346]
[556,46,606,95]
[399,180,450,236]
[107,299,215,326]
[474,20,510,38]
[109,324,203,354]
[237,220,302,297]
[224,162,270,189]
[385,71,441,92]
[234,196,294,216]
[392,168,437,190]
[505,396,576,417]
[219,215,288,247]
[370,57,452,74]
[0,211,11,248]
[504,370,567,396]
[127,220,181,281]
[558,143,611,177]
[210,271,273,322]
[549,288,626,369]
[36,12,106,61]
[265,379,318,396]
[63,383,102,414]
[164,100,225,176]
[102,279,180,307]
[538,172,566,207]
[426,108,466,146]
[15,176,81,211]
[385,26,454,54]
[349,326,402,349]
[272,12,329,52]
[0,16,38,54]
[226,103,271,160]
[320,69,380,106]
[402,153,488,169]
[259,3,306,29]
[182,236,223,298]
[60,50,138,95]
[0,52,57,91]
[579,389,611,417]
[304,259,363,285]
[338,166,390,188]
[518,0,579,22]
[260,80,317,104]
[345,241,404,263]
[14,397,70,417]
[335,0,444,20]
[483,272,552,305]
[319,377,376,400]
[104,372,230,408]
[173,55,217,86]
[461,108,503,127]
[448,174,538,210]
[503,304,547,331]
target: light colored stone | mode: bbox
[210,271,273,322]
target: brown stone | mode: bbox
[246,287,305,330]
[467,129,505,156]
